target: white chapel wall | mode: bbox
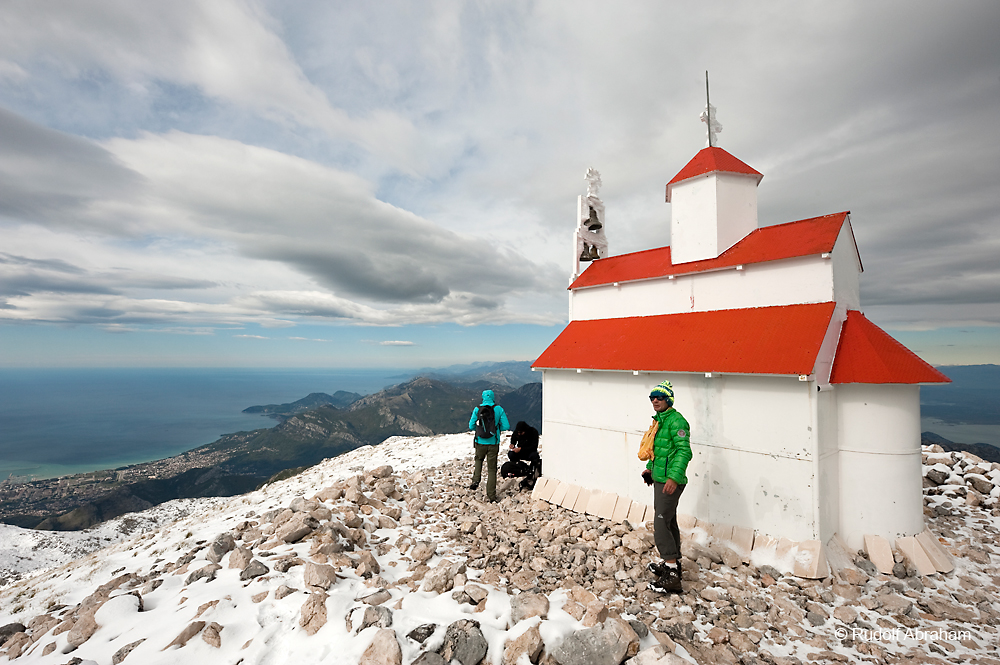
[569,254,837,321]
[835,383,924,551]
[830,220,862,310]
[540,369,826,542]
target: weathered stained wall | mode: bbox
[836,383,924,551]
[540,369,828,542]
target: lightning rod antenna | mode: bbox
[705,70,712,148]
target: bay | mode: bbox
[0,368,404,480]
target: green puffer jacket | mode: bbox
[645,407,693,485]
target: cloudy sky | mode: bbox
[0,1,997,368]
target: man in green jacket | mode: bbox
[642,379,693,593]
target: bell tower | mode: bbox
[572,167,607,283]
[665,95,762,264]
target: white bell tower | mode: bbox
[572,168,607,283]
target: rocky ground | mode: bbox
[0,436,998,665]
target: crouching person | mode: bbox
[501,421,541,490]
[641,380,692,594]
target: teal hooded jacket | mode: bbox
[468,389,510,445]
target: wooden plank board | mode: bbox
[915,530,954,574]
[611,496,632,523]
[791,540,829,579]
[895,535,936,576]
[560,484,582,511]
[529,476,549,501]
[677,513,697,532]
[597,493,619,520]
[573,488,595,514]
[864,534,895,575]
[586,490,606,517]
[549,481,570,507]
[730,526,755,562]
[626,501,647,525]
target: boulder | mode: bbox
[411,541,437,563]
[205,533,236,563]
[299,592,328,635]
[186,563,222,585]
[510,592,550,625]
[502,624,543,665]
[550,621,632,665]
[228,547,253,570]
[303,562,339,590]
[202,622,223,648]
[360,628,402,665]
[438,619,488,665]
[240,559,269,581]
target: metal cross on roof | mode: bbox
[700,71,722,147]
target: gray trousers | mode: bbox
[652,482,686,561]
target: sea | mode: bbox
[1,366,996,482]
[0,368,406,481]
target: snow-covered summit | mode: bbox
[0,435,997,665]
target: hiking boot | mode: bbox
[647,560,681,578]
[468,482,479,490]
[648,566,682,594]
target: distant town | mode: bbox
[0,431,256,527]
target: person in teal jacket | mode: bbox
[641,379,693,593]
[468,389,510,502]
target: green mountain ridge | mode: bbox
[16,377,542,531]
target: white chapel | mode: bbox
[530,107,952,577]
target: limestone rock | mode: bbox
[66,612,100,649]
[186,563,222,585]
[279,515,320,543]
[299,592,328,636]
[411,541,437,563]
[112,638,145,664]
[202,622,223,648]
[581,600,609,627]
[503,624,543,665]
[163,621,205,650]
[550,621,631,665]
[304,562,339,590]
[510,592,550,625]
[360,628,402,665]
[205,533,236,563]
[438,619,488,665]
[407,623,437,644]
[240,559,269,581]
[228,546,253,570]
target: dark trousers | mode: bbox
[652,482,686,561]
[472,443,498,500]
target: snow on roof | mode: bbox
[665,146,763,202]
[830,311,952,384]
[570,211,852,290]
[532,302,836,375]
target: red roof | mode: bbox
[665,147,763,202]
[532,303,836,375]
[830,311,951,384]
[570,212,852,289]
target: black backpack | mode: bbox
[474,405,497,440]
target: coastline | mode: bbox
[921,417,1000,448]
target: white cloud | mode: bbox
[379,340,415,347]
